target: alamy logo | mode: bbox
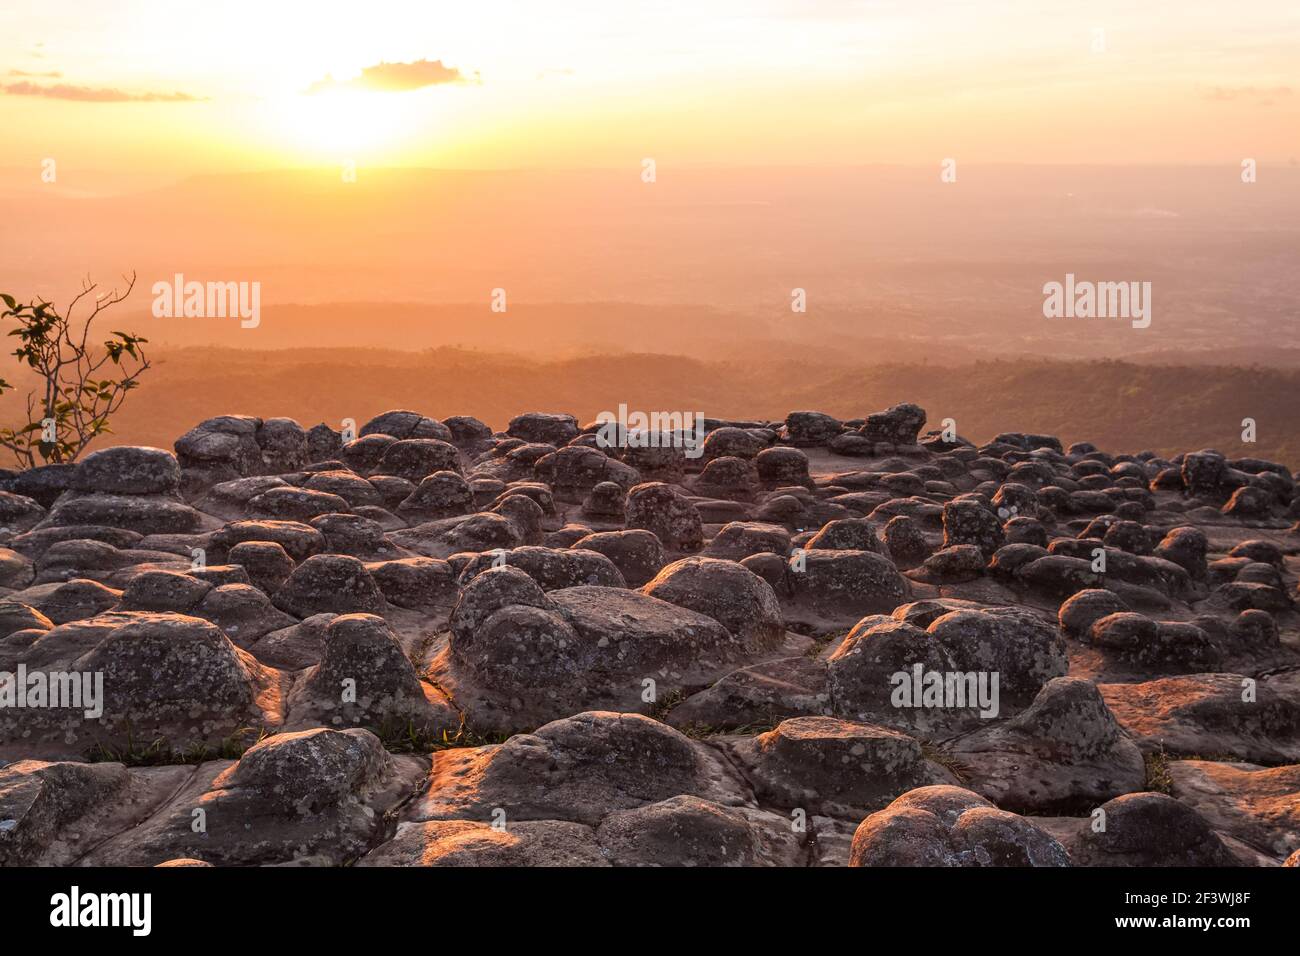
[50,886,151,936]
[152,273,260,328]
[595,404,706,459]
[890,664,1000,718]
[1042,273,1151,329]
[0,665,103,719]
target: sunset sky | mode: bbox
[2,0,1298,178]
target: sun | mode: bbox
[261,87,417,161]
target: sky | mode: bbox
[0,0,1297,177]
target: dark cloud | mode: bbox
[0,81,205,102]
[307,59,467,94]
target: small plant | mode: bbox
[376,714,513,754]
[1144,746,1174,794]
[85,725,268,766]
[0,273,149,468]
[646,687,686,722]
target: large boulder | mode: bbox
[724,717,953,817]
[861,403,926,446]
[72,446,181,495]
[273,554,386,617]
[286,614,456,734]
[624,482,704,551]
[409,712,748,826]
[947,678,1147,812]
[785,550,911,628]
[848,785,1070,867]
[641,557,785,652]
[80,728,424,866]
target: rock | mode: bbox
[1089,612,1223,672]
[0,760,129,865]
[273,554,386,617]
[457,545,626,591]
[848,786,1070,867]
[988,543,1048,576]
[920,544,985,582]
[119,569,212,612]
[1101,674,1300,763]
[409,712,748,826]
[301,470,383,509]
[755,447,812,488]
[1,612,282,753]
[361,819,609,867]
[0,602,53,638]
[693,457,761,501]
[6,464,76,509]
[827,620,960,733]
[925,608,1068,708]
[227,540,296,593]
[625,482,703,551]
[942,499,1004,558]
[703,522,791,561]
[1168,760,1300,861]
[248,614,333,670]
[1222,485,1274,517]
[947,678,1146,812]
[339,434,396,474]
[372,439,461,482]
[1058,589,1129,638]
[0,492,47,535]
[861,403,927,445]
[667,656,830,731]
[1181,451,1242,502]
[174,415,263,484]
[581,481,626,518]
[883,515,929,564]
[725,717,953,817]
[366,557,457,609]
[361,410,452,442]
[193,583,297,646]
[642,557,784,652]
[309,513,397,560]
[0,547,35,589]
[596,795,805,866]
[286,614,455,734]
[1064,792,1242,866]
[209,520,325,562]
[28,579,123,624]
[701,427,767,462]
[536,445,639,499]
[197,476,290,519]
[255,418,308,472]
[81,728,424,866]
[572,530,665,588]
[40,492,204,535]
[806,518,883,553]
[305,424,343,462]
[784,411,843,446]
[786,550,911,628]
[443,416,493,448]
[398,471,473,520]
[440,585,742,730]
[507,412,579,446]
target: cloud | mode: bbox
[0,81,206,102]
[1202,84,1293,105]
[307,58,468,94]
[8,69,62,78]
